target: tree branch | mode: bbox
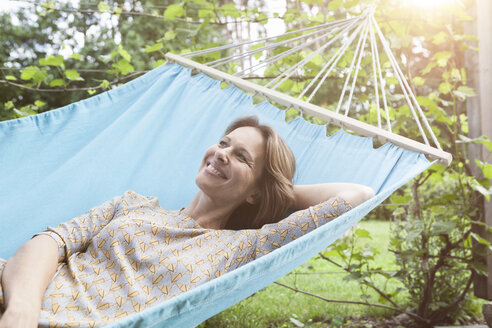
[14,0,273,25]
[274,282,428,324]
[0,72,143,93]
[318,252,400,308]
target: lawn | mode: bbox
[199,220,403,328]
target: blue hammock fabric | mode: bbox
[0,63,431,327]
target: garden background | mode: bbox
[1,0,492,327]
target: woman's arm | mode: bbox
[0,235,59,328]
[292,183,375,211]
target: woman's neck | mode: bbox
[183,191,235,229]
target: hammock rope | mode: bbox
[206,19,355,69]
[175,7,450,163]
[370,20,389,131]
[341,18,371,117]
[265,19,361,89]
[182,16,361,58]
[372,16,442,150]
[299,20,363,102]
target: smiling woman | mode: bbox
[190,125,269,230]
[190,116,297,230]
[0,115,373,327]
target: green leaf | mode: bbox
[164,4,184,20]
[328,0,343,10]
[70,54,82,60]
[34,100,46,107]
[429,163,446,174]
[386,76,398,85]
[4,101,14,110]
[475,159,492,180]
[458,135,492,153]
[114,7,122,16]
[283,12,295,23]
[118,44,131,61]
[250,43,265,59]
[39,55,65,68]
[421,62,436,75]
[5,75,17,81]
[111,60,134,75]
[471,183,491,201]
[470,260,488,276]
[221,4,240,18]
[21,66,39,80]
[310,54,323,66]
[413,76,425,86]
[471,232,491,246]
[65,70,84,81]
[145,43,164,53]
[98,1,110,13]
[257,12,268,24]
[432,31,448,45]
[438,82,452,95]
[198,2,214,19]
[406,229,421,244]
[451,6,472,21]
[450,68,461,81]
[87,89,97,95]
[431,221,457,235]
[355,228,371,239]
[164,30,176,40]
[391,194,412,204]
[154,59,166,68]
[99,80,110,89]
[433,51,452,67]
[389,20,405,36]
[417,96,451,125]
[49,79,65,87]
[453,85,475,100]
[20,66,47,83]
[41,1,55,10]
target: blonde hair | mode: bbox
[224,116,296,229]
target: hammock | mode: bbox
[0,8,450,328]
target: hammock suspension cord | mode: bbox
[166,6,451,164]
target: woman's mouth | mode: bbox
[206,162,227,179]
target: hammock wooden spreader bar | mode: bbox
[165,53,453,166]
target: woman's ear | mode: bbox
[246,191,259,205]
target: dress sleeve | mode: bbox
[33,192,127,263]
[254,196,352,259]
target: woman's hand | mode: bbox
[292,183,374,211]
[0,301,40,328]
[0,235,59,328]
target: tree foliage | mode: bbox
[317,1,489,326]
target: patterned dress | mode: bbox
[0,191,352,327]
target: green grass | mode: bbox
[199,220,403,328]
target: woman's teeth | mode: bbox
[208,164,225,178]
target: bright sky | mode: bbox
[0,0,23,12]
[264,0,287,37]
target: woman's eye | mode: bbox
[219,140,227,147]
[238,153,250,163]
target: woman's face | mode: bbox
[196,126,266,207]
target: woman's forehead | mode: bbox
[226,127,265,154]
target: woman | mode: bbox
[0,116,374,327]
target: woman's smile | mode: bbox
[206,161,227,179]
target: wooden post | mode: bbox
[466,0,492,299]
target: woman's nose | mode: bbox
[215,147,229,164]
